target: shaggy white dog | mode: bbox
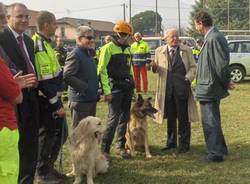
[69,116,108,184]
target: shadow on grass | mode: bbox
[238,78,250,84]
[94,143,250,184]
[60,143,250,184]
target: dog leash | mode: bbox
[52,112,68,173]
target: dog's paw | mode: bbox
[146,154,152,158]
[66,170,75,178]
[128,150,136,157]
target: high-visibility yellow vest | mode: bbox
[97,41,132,95]
[131,40,151,65]
[32,33,62,81]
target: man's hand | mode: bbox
[14,71,37,88]
[228,81,236,90]
[56,107,66,118]
[104,95,112,103]
[146,63,151,71]
[150,61,158,73]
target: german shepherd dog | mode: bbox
[125,94,158,158]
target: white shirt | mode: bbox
[8,26,34,69]
[167,46,177,59]
[204,26,214,40]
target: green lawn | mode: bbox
[61,73,250,184]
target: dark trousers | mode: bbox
[69,101,97,129]
[200,101,228,158]
[17,92,39,184]
[37,97,68,176]
[18,120,39,184]
[165,94,190,148]
[101,91,132,153]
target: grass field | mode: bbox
[61,73,250,184]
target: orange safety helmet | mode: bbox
[113,20,133,35]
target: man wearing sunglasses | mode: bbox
[64,26,99,129]
[98,20,134,160]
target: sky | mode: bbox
[3,0,196,28]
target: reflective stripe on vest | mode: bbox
[33,33,62,81]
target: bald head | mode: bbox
[7,3,29,34]
[164,28,179,48]
[134,32,142,42]
[164,28,178,38]
[7,3,27,15]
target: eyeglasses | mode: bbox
[15,14,31,20]
[166,35,178,39]
[81,35,94,40]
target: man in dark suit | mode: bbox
[152,29,197,153]
[0,3,39,183]
[194,11,235,162]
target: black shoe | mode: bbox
[223,149,229,156]
[116,148,132,159]
[161,145,176,151]
[49,167,68,180]
[201,155,224,163]
[37,172,62,184]
[178,147,189,154]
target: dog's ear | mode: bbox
[137,94,144,106]
[71,117,91,144]
[147,97,152,101]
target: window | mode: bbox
[228,42,236,52]
[61,27,65,37]
[146,40,160,50]
[239,42,250,53]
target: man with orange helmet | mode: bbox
[98,20,134,160]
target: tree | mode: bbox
[188,0,250,37]
[131,10,162,36]
[207,0,249,31]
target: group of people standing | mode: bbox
[0,3,68,184]
[152,11,234,163]
[0,2,234,184]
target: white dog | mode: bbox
[69,116,108,184]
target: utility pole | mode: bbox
[227,0,230,30]
[177,0,181,35]
[202,0,206,9]
[155,0,158,36]
[249,0,250,31]
[122,3,126,21]
[129,0,132,23]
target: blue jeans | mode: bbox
[200,101,228,158]
[101,91,132,153]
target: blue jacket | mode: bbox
[64,46,99,103]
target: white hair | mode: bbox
[164,28,178,36]
[76,25,93,38]
[134,32,142,37]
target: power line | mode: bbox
[132,4,192,10]
[209,7,249,10]
[54,4,121,14]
